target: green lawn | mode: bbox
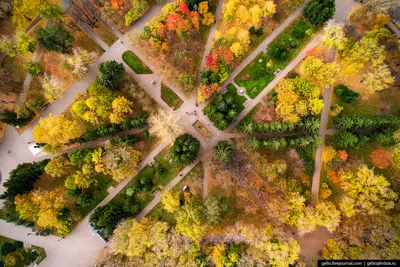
[227,83,247,105]
[110,147,184,217]
[161,84,183,110]
[147,162,204,224]
[235,17,316,99]
[122,51,153,74]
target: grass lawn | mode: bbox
[147,162,204,224]
[227,83,247,104]
[92,20,118,46]
[224,85,246,113]
[122,51,153,74]
[161,84,183,110]
[235,17,316,99]
[110,147,184,217]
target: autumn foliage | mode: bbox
[370,149,390,169]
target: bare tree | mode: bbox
[148,108,185,143]
[67,0,98,28]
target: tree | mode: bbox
[160,189,181,213]
[38,3,65,20]
[101,142,141,182]
[5,251,24,267]
[109,96,133,124]
[35,23,74,54]
[44,156,72,177]
[32,114,84,147]
[370,149,390,169]
[339,166,398,217]
[334,132,359,149]
[170,134,200,165]
[364,64,395,92]
[175,199,205,241]
[125,0,149,26]
[0,32,36,57]
[303,0,335,26]
[322,145,337,163]
[63,48,97,79]
[12,0,55,30]
[67,0,98,27]
[322,20,347,50]
[301,56,340,87]
[76,193,94,207]
[0,160,49,200]
[40,73,62,100]
[204,196,223,229]
[1,243,16,257]
[14,192,39,221]
[65,168,95,190]
[0,0,12,20]
[148,108,185,143]
[96,60,125,90]
[0,109,33,127]
[214,140,234,163]
[89,203,124,235]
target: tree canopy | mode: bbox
[170,134,200,165]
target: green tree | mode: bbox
[35,23,74,54]
[25,61,41,76]
[170,134,200,166]
[303,0,335,26]
[0,160,49,200]
[214,140,234,163]
[38,3,65,20]
[96,60,125,90]
[0,109,33,127]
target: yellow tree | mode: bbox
[44,156,72,178]
[339,165,398,217]
[160,189,181,213]
[101,142,141,182]
[14,193,39,220]
[33,114,84,147]
[301,56,340,87]
[33,188,67,229]
[109,96,133,124]
[364,63,395,92]
[322,20,347,50]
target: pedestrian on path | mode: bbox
[120,40,124,44]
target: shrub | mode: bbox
[0,110,34,127]
[14,242,23,250]
[334,85,360,104]
[26,62,41,76]
[171,134,201,165]
[76,193,94,207]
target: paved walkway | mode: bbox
[0,0,358,266]
[310,48,336,205]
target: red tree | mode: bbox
[179,2,190,14]
[370,149,390,169]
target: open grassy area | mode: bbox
[122,51,153,74]
[235,17,316,99]
[92,20,118,46]
[147,162,204,224]
[161,84,183,110]
[110,146,184,216]
[227,83,247,104]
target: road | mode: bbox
[0,0,355,265]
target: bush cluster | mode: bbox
[334,85,360,104]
